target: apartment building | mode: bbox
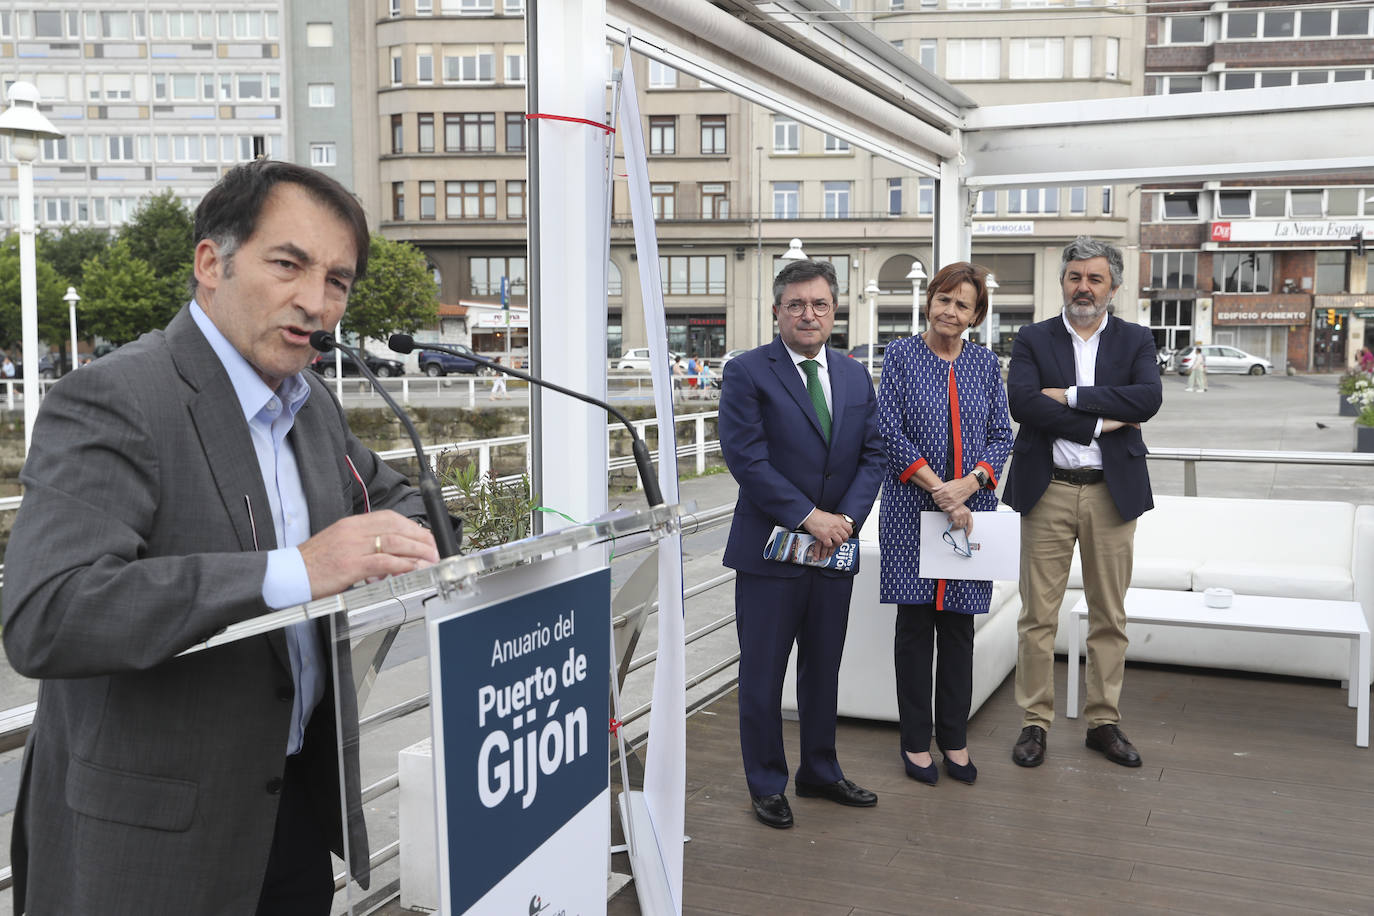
[0,2,292,231]
[1141,0,1374,371]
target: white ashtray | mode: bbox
[1204,587,1234,608]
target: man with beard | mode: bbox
[1001,237,1162,770]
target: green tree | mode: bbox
[78,239,169,345]
[343,235,439,343]
[0,235,70,352]
[38,225,111,288]
[118,189,195,314]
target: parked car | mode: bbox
[616,348,684,371]
[308,349,405,379]
[719,348,748,372]
[417,346,482,377]
[1177,345,1272,376]
[846,343,886,367]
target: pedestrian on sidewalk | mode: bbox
[1185,344,1207,392]
[491,356,508,399]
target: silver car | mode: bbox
[1177,345,1272,376]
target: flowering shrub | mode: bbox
[1346,377,1374,427]
[1339,370,1369,396]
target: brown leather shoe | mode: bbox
[1085,723,1142,767]
[1012,725,1046,768]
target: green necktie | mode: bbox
[801,359,831,442]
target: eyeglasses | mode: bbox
[942,521,972,558]
[780,299,833,317]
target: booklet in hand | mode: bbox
[763,526,860,574]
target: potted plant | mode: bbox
[1347,378,1374,452]
[1339,370,1367,417]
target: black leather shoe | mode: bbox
[940,749,978,785]
[795,777,878,807]
[1085,723,1142,767]
[1012,725,1046,768]
[901,750,938,785]
[750,793,794,828]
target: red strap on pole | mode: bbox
[526,112,615,134]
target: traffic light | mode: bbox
[1328,309,1337,326]
[1356,233,1367,257]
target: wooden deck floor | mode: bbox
[609,660,1374,916]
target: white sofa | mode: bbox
[784,494,1374,724]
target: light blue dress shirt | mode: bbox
[191,303,323,756]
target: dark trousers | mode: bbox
[894,603,975,753]
[735,568,854,797]
[256,752,335,916]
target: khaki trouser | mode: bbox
[1016,479,1136,730]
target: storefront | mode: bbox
[470,306,530,355]
[1210,295,1310,373]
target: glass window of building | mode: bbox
[648,61,677,88]
[1216,190,1251,218]
[446,113,496,152]
[391,115,403,154]
[1299,9,1331,37]
[1105,37,1119,79]
[505,50,526,83]
[773,182,799,219]
[1327,188,1360,216]
[1260,71,1292,88]
[418,113,435,153]
[505,113,526,152]
[1290,190,1322,217]
[1009,37,1064,79]
[448,181,497,219]
[1162,193,1198,220]
[918,178,935,216]
[1213,252,1273,293]
[1150,252,1197,288]
[651,183,677,220]
[1225,11,1258,39]
[1315,252,1348,294]
[607,262,623,297]
[888,178,902,216]
[391,51,403,85]
[469,256,526,296]
[419,181,436,219]
[824,134,850,153]
[978,190,997,215]
[649,117,676,155]
[308,83,335,107]
[823,181,851,219]
[1254,189,1285,217]
[417,47,435,84]
[919,39,936,72]
[946,38,1000,80]
[1070,186,1086,215]
[773,117,799,153]
[700,116,726,155]
[392,182,404,220]
[1166,16,1205,43]
[309,143,336,167]
[1072,37,1090,79]
[660,255,726,295]
[1224,72,1256,91]
[700,183,728,219]
[306,22,333,47]
[506,181,526,219]
[1337,9,1370,35]
[1262,10,1294,38]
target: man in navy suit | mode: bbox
[1002,237,1163,769]
[719,259,885,828]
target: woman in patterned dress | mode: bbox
[877,262,1013,786]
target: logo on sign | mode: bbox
[1211,222,1232,242]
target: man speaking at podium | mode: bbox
[719,259,884,829]
[2,160,439,915]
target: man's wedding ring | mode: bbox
[374,535,383,554]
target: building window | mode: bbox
[1263,10,1295,38]
[918,39,936,71]
[390,0,401,16]
[306,22,333,47]
[506,180,526,219]
[1213,252,1273,293]
[773,117,799,153]
[107,136,136,161]
[1315,251,1348,294]
[417,46,434,84]
[651,183,677,220]
[1072,37,1091,79]
[1216,190,1251,218]
[700,183,728,219]
[1338,8,1371,35]
[824,134,850,153]
[417,0,433,13]
[1290,190,1323,217]
[470,256,526,296]
[823,181,851,219]
[1150,252,1197,289]
[1328,188,1361,216]
[660,255,726,295]
[888,178,902,216]
[505,113,525,152]
[419,181,436,219]
[1225,11,1258,39]
[392,182,405,220]
[700,116,726,155]
[391,51,403,86]
[446,47,494,83]
[917,178,935,216]
[1008,187,1057,214]
[1161,192,1198,220]
[1069,186,1087,215]
[773,181,799,219]
[649,116,676,155]
[446,180,497,219]
[1165,15,1206,43]
[309,143,336,167]
[648,61,677,89]
[445,113,496,152]
[308,83,335,107]
[505,50,525,83]
[396,115,425,158]
[391,115,404,154]
[1009,37,1064,79]
[1102,186,1114,215]
[1223,72,1256,90]
[946,38,1000,80]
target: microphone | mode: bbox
[388,334,664,508]
[309,331,462,558]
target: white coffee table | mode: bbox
[1066,588,1370,747]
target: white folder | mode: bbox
[917,510,1021,582]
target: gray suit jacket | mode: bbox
[2,307,425,915]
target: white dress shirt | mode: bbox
[1052,310,1107,471]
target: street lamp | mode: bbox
[781,237,807,261]
[983,272,999,349]
[905,261,927,336]
[864,278,881,374]
[0,81,63,453]
[64,286,80,374]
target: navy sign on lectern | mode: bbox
[431,567,610,914]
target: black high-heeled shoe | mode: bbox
[940,748,977,784]
[901,750,938,785]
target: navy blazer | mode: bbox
[719,337,885,577]
[1001,313,1162,522]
